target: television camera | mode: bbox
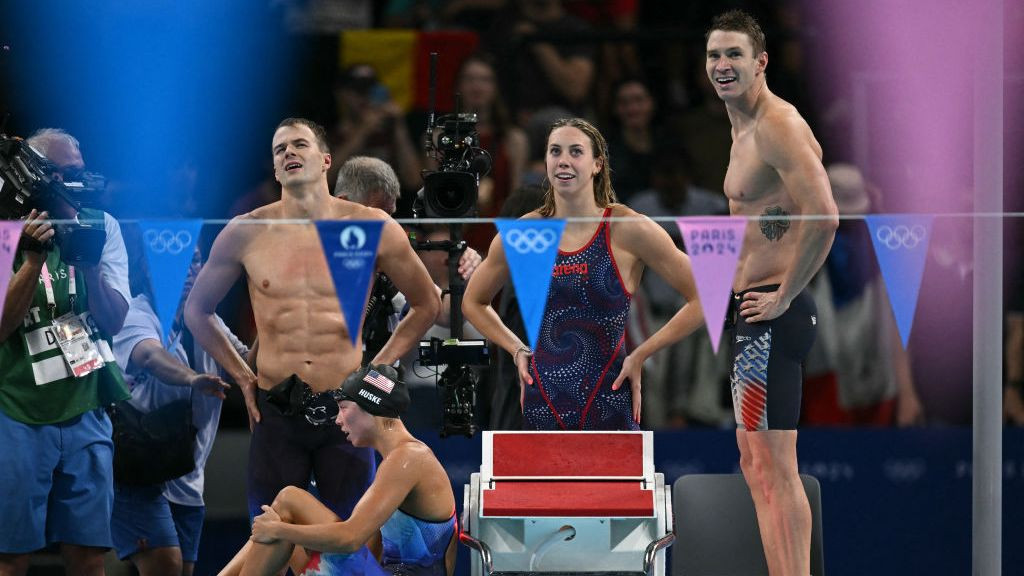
[0,129,107,265]
[416,111,491,220]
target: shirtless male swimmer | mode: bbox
[185,118,439,521]
[706,10,838,576]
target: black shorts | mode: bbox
[728,285,817,431]
[248,384,375,521]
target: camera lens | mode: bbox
[436,187,463,212]
[423,171,477,219]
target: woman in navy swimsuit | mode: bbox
[464,117,705,430]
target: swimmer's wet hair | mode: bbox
[707,9,766,56]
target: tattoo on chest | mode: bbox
[759,206,791,242]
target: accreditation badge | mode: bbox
[51,311,105,378]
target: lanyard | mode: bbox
[40,263,76,318]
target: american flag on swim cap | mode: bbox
[363,369,395,393]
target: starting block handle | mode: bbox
[461,501,495,576]
[643,532,675,575]
[643,490,676,576]
[459,526,494,576]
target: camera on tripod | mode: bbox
[411,65,494,437]
[0,132,107,264]
[411,225,490,438]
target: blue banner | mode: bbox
[139,219,202,346]
[315,220,384,346]
[865,215,933,348]
[495,219,565,350]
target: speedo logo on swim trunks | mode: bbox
[358,388,382,405]
[552,263,588,277]
[736,335,752,343]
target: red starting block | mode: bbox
[461,431,674,576]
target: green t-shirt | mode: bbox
[0,244,130,424]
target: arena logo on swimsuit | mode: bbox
[552,263,588,277]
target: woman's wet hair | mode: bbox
[538,117,616,217]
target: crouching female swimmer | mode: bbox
[221,364,457,576]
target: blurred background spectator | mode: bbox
[801,164,924,427]
[485,0,596,125]
[605,77,663,204]
[328,63,424,194]
[627,146,730,428]
[452,52,529,253]
[562,0,642,124]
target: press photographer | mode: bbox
[0,129,109,265]
[0,128,132,576]
[413,111,492,437]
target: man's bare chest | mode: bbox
[724,135,780,207]
[243,230,334,297]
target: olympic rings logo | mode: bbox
[339,226,366,250]
[505,228,557,254]
[144,229,193,255]
[875,224,927,251]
